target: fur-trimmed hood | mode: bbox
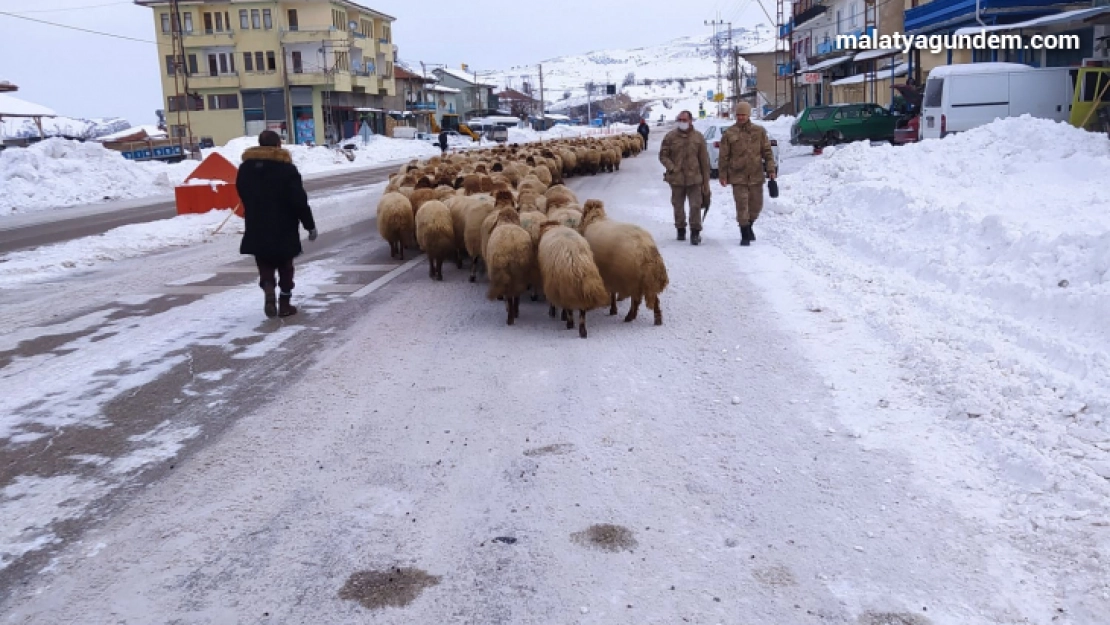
[242,146,293,164]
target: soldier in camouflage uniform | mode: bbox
[717,101,777,246]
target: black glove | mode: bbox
[308,228,318,241]
[768,179,779,198]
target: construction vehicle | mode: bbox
[431,113,478,141]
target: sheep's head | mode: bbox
[580,200,607,231]
[414,177,435,190]
[494,207,521,228]
[492,161,504,172]
[494,190,516,210]
[538,220,563,239]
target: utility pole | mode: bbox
[705,14,727,117]
[538,63,545,130]
[169,0,196,157]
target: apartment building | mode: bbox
[137,0,397,146]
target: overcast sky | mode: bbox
[0,0,771,126]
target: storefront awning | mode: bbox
[805,55,853,72]
[854,48,903,63]
[953,6,1110,37]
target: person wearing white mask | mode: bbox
[658,110,711,245]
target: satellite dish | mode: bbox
[348,20,358,30]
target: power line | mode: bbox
[0,11,164,45]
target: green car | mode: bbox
[789,103,899,147]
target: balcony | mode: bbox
[289,70,351,91]
[181,30,236,47]
[188,73,241,89]
[792,0,828,29]
[406,102,436,111]
[280,27,350,44]
[904,0,1077,35]
[353,74,380,91]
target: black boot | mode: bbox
[690,229,701,245]
[278,293,297,317]
[676,227,686,241]
[262,283,277,318]
[749,222,756,241]
[740,225,752,246]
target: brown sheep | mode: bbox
[544,185,578,211]
[464,199,500,282]
[415,200,455,281]
[578,200,669,325]
[376,192,416,260]
[536,221,611,339]
[485,208,536,325]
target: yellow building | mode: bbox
[136,0,397,146]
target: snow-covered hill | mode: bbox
[488,24,777,121]
[1,116,132,141]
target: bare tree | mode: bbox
[622,72,635,88]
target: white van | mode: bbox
[920,62,1075,139]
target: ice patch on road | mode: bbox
[109,422,201,474]
[0,474,107,572]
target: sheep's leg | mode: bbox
[456,249,464,269]
[469,256,479,283]
[398,241,404,261]
[528,283,539,302]
[564,309,574,329]
[513,296,521,320]
[435,258,444,281]
[505,296,514,325]
[609,293,618,316]
[548,304,557,318]
[578,309,588,339]
[428,256,436,279]
[624,297,641,323]
[389,241,397,259]
[653,297,663,326]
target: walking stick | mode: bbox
[212,203,242,236]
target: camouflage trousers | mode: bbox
[731,183,764,227]
[670,184,704,231]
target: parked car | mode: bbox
[698,120,780,179]
[789,103,900,147]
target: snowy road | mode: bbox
[1,130,1107,624]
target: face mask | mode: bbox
[677,121,690,131]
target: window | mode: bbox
[360,18,371,37]
[170,125,187,138]
[807,108,833,120]
[263,9,272,29]
[923,78,944,108]
[187,54,198,75]
[239,9,249,29]
[167,95,203,112]
[165,55,176,75]
[160,13,170,33]
[203,12,212,33]
[292,51,303,73]
[255,51,264,71]
[382,24,391,42]
[183,12,193,33]
[288,9,298,31]
[243,52,254,72]
[251,9,260,29]
[267,50,276,71]
[215,12,224,32]
[207,94,240,110]
[334,51,348,72]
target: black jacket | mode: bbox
[438,131,448,148]
[236,146,316,261]
[637,122,650,142]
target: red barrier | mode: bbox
[174,152,243,217]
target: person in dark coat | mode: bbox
[438,130,448,154]
[236,130,317,318]
[637,118,650,150]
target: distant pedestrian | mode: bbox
[658,110,711,246]
[717,101,776,246]
[236,130,318,318]
[637,118,650,149]
[438,130,448,154]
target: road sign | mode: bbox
[801,72,823,85]
[713,92,725,102]
[707,90,714,99]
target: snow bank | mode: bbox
[0,209,243,288]
[755,115,1110,545]
[0,138,178,216]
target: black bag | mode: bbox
[767,179,779,198]
[702,186,711,218]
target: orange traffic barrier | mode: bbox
[174,152,244,217]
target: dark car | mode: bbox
[790,103,900,147]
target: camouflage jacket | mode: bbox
[718,121,776,185]
[659,128,710,188]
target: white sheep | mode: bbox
[485,208,536,325]
[536,221,611,339]
[415,199,455,281]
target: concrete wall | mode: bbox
[743,51,792,112]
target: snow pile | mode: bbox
[752,115,1110,546]
[0,209,242,288]
[0,138,178,215]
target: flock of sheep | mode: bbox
[374,133,670,338]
